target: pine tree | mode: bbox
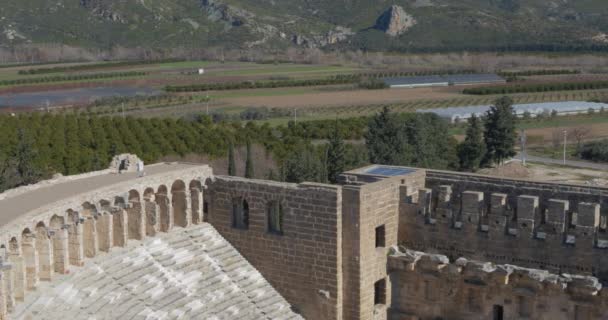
[228,142,236,176]
[245,140,254,179]
[483,96,517,166]
[458,115,486,171]
[365,106,411,165]
[15,128,44,185]
[326,122,346,183]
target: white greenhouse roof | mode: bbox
[418,101,608,122]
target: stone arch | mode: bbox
[49,215,68,274]
[144,188,159,236]
[81,202,98,218]
[127,189,145,240]
[114,196,127,209]
[172,180,189,228]
[190,180,203,225]
[21,228,38,290]
[35,222,53,281]
[156,185,172,232]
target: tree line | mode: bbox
[497,69,580,78]
[17,59,183,75]
[463,80,608,95]
[0,98,517,192]
[165,75,360,92]
[578,140,608,163]
[0,71,147,87]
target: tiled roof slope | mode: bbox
[12,224,303,320]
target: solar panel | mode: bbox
[364,166,416,176]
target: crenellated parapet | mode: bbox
[400,173,608,279]
[388,246,608,320]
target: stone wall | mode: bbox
[340,170,426,320]
[388,247,607,320]
[205,176,343,320]
[400,169,608,280]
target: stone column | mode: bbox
[51,228,69,274]
[185,191,193,227]
[517,195,538,237]
[127,203,145,241]
[1,258,13,313]
[68,221,84,267]
[35,229,53,281]
[97,213,113,252]
[461,191,484,228]
[112,209,128,248]
[190,187,203,225]
[145,200,160,237]
[83,217,98,258]
[21,234,38,291]
[7,245,24,302]
[0,261,11,319]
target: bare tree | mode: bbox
[569,127,592,148]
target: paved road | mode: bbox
[0,163,202,226]
[515,153,608,171]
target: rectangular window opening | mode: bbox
[493,305,504,320]
[374,279,386,306]
[375,225,386,248]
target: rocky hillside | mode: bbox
[2,0,608,52]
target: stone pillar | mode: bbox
[126,202,145,241]
[461,191,484,226]
[35,229,53,281]
[145,200,160,237]
[51,228,69,274]
[1,257,13,313]
[190,187,203,225]
[68,222,84,267]
[7,244,24,302]
[0,261,11,319]
[547,199,568,233]
[517,195,538,237]
[435,186,453,223]
[185,192,193,227]
[83,217,98,258]
[112,209,128,248]
[21,234,38,290]
[97,213,113,252]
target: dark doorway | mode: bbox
[493,305,504,320]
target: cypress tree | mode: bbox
[326,122,346,183]
[245,140,254,179]
[228,142,236,176]
[483,96,517,166]
[458,115,486,171]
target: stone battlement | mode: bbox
[388,246,608,320]
[400,170,608,280]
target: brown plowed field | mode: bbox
[221,87,461,108]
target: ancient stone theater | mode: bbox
[0,156,606,319]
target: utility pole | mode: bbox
[205,95,210,115]
[520,129,527,166]
[563,129,567,165]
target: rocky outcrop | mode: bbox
[200,0,248,27]
[375,5,416,36]
[79,0,126,23]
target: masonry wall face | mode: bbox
[341,170,426,320]
[387,249,608,320]
[400,170,608,280]
[206,176,343,320]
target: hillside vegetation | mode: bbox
[2,0,608,52]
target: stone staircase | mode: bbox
[11,224,303,320]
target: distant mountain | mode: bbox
[2,0,608,52]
